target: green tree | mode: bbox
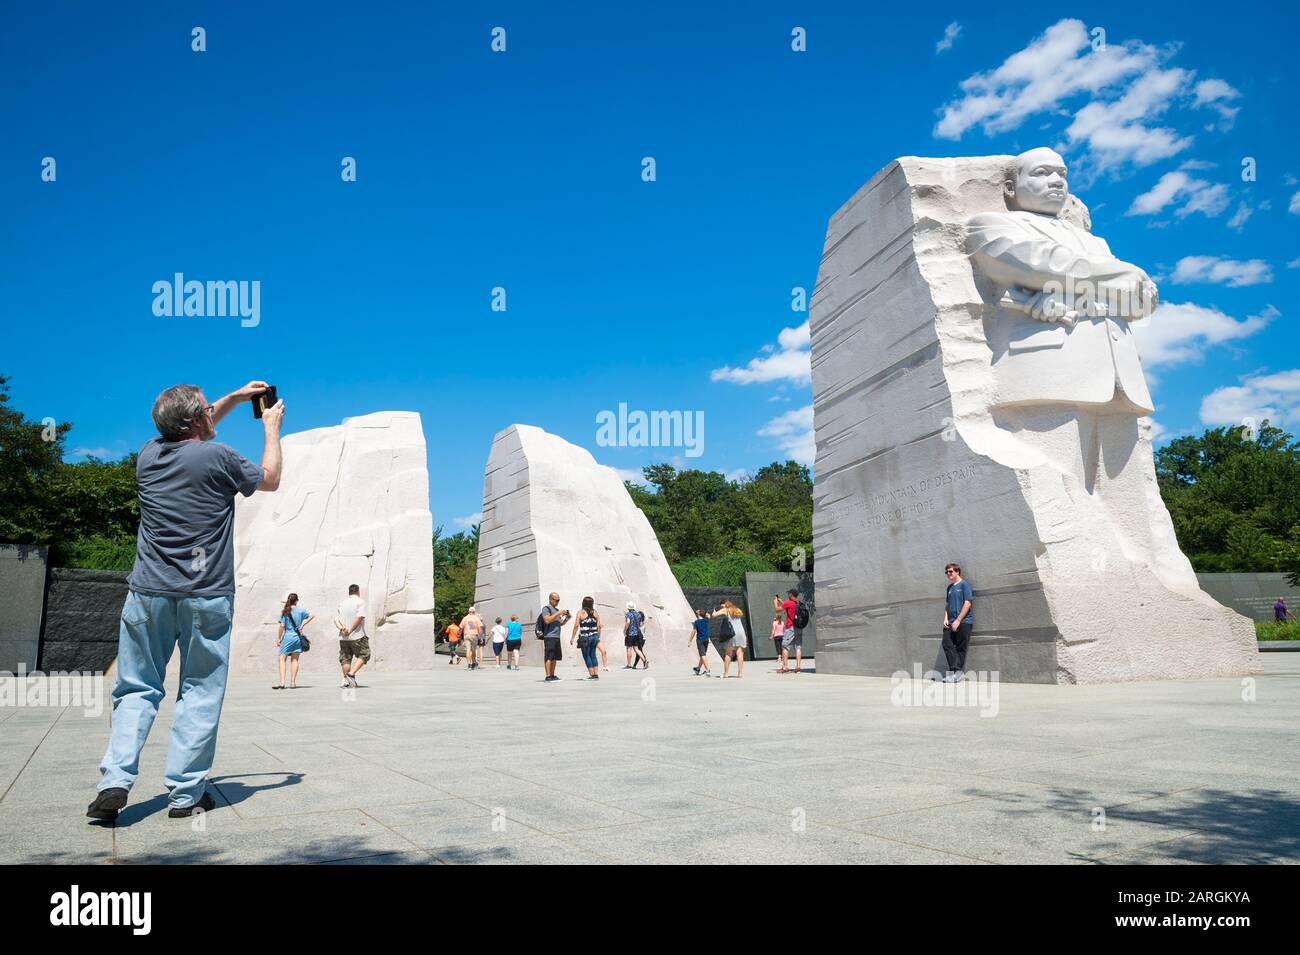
[1156,421,1300,572]
[433,524,479,636]
[0,373,72,543]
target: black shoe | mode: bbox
[86,787,129,821]
[692,667,700,675]
[167,792,216,818]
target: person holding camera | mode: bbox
[88,381,283,822]
[540,592,570,682]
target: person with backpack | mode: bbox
[774,589,808,674]
[688,608,713,676]
[571,596,602,680]
[942,562,974,683]
[538,592,570,682]
[711,600,746,679]
[274,593,314,689]
[446,620,462,666]
[624,601,649,670]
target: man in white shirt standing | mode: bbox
[336,584,369,688]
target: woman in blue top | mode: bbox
[275,593,315,690]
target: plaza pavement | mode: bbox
[2,653,1298,865]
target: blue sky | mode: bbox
[3,2,1297,530]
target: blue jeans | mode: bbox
[580,637,599,669]
[98,590,233,808]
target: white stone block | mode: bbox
[231,411,435,676]
[810,152,1259,684]
[474,424,697,669]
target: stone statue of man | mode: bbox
[966,147,1157,415]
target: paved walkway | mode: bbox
[3,655,1298,864]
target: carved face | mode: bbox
[1008,148,1069,216]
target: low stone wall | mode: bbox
[1196,573,1300,622]
[0,544,47,671]
[39,569,128,673]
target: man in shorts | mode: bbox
[540,592,569,682]
[337,584,370,687]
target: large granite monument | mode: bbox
[473,424,696,668]
[231,411,435,675]
[809,149,1259,684]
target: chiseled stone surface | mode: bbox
[810,152,1258,684]
[473,424,695,669]
[231,412,435,676]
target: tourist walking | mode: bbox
[274,593,313,689]
[571,596,602,680]
[689,609,713,676]
[712,600,746,679]
[337,583,370,688]
[774,589,804,673]
[460,607,486,671]
[539,592,570,682]
[1275,597,1295,623]
[491,616,507,667]
[505,613,523,669]
[88,380,283,822]
[941,562,974,682]
[624,601,648,670]
[446,620,462,665]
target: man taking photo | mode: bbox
[87,380,284,821]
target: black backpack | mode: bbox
[535,611,548,639]
[794,600,811,629]
[718,615,735,639]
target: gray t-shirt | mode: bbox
[127,437,263,598]
[543,605,563,637]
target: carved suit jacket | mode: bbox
[965,210,1154,415]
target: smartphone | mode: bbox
[252,385,278,419]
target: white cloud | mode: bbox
[1170,255,1273,287]
[1192,78,1241,130]
[453,512,482,528]
[725,468,752,484]
[1130,302,1276,368]
[757,404,815,465]
[711,321,811,386]
[1290,190,1300,215]
[935,21,961,54]
[1126,169,1229,218]
[1225,201,1252,231]
[933,18,1201,171]
[1288,257,1300,269]
[72,446,114,458]
[1201,369,1300,428]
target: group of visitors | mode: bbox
[271,583,371,690]
[474,593,650,682]
[445,607,524,670]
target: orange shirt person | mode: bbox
[446,623,462,666]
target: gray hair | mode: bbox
[152,384,205,440]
